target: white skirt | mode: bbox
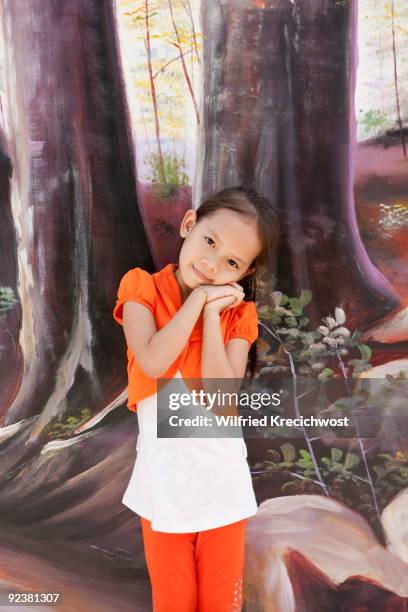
[122,373,258,532]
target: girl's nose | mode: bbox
[202,257,217,274]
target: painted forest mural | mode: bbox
[0,0,407,610]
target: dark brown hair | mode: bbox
[195,186,280,378]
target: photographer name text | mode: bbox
[168,415,350,427]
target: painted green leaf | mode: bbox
[344,452,360,470]
[298,290,312,307]
[303,470,315,477]
[288,298,300,310]
[318,367,333,381]
[373,465,386,479]
[331,447,343,462]
[267,449,281,462]
[348,359,364,366]
[280,443,296,462]
[358,344,372,362]
[299,449,312,461]
[0,287,17,313]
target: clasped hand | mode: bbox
[196,282,245,314]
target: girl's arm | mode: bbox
[201,302,250,381]
[201,302,250,415]
[123,289,206,378]
[123,284,244,378]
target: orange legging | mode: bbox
[140,516,247,612]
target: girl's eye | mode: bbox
[227,259,239,269]
[205,236,215,246]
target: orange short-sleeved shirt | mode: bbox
[113,263,258,411]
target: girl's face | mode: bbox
[175,208,263,296]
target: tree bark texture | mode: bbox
[197,0,400,329]
[1,0,154,429]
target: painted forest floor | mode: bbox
[0,140,407,612]
[354,139,408,366]
[0,518,151,612]
[355,139,408,304]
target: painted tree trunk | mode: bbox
[0,133,17,406]
[197,0,400,329]
[391,0,407,160]
[1,0,154,430]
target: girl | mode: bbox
[113,186,280,612]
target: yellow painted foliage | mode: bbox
[118,0,201,141]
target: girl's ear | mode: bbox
[180,209,197,238]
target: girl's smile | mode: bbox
[192,264,213,283]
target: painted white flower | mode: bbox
[311,362,325,371]
[275,306,293,315]
[318,308,350,351]
[323,337,338,348]
[324,316,337,330]
[335,307,346,325]
[272,291,283,306]
[286,328,299,337]
[331,327,351,338]
[310,343,326,352]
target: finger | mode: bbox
[225,296,238,308]
[229,282,244,292]
[228,288,244,300]
[220,290,240,300]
